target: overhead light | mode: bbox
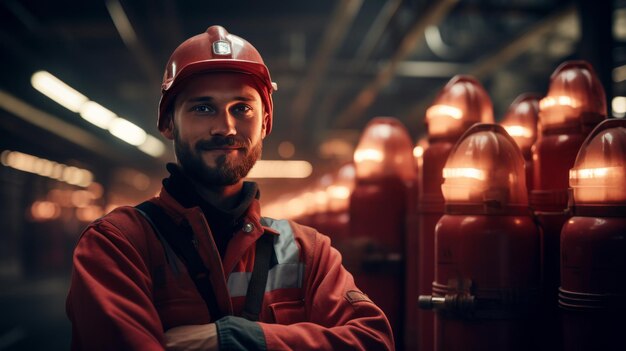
[138,134,166,157]
[79,101,117,129]
[109,117,147,145]
[31,71,88,112]
[613,65,626,83]
[31,71,164,158]
[612,96,626,118]
[1,149,93,187]
[246,160,313,178]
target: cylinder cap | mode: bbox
[570,119,626,204]
[500,93,541,151]
[538,60,606,131]
[354,117,416,181]
[425,75,494,139]
[442,123,528,208]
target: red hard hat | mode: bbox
[158,25,277,134]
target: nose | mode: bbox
[210,109,237,137]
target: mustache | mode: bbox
[195,136,247,150]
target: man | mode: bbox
[66,25,394,351]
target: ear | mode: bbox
[160,113,175,140]
[261,112,270,139]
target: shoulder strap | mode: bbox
[241,232,274,321]
[135,201,223,321]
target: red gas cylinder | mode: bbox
[560,119,626,350]
[419,123,541,351]
[347,117,416,348]
[500,93,541,191]
[316,163,355,242]
[404,136,428,348]
[530,61,607,346]
[414,75,493,351]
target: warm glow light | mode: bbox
[278,141,296,159]
[539,95,579,110]
[369,124,393,139]
[570,167,620,180]
[286,198,307,218]
[139,135,166,157]
[31,71,88,113]
[262,202,286,219]
[71,190,94,208]
[109,117,147,146]
[30,200,61,221]
[570,165,626,203]
[79,101,117,129]
[88,182,104,199]
[314,190,328,207]
[612,96,626,117]
[503,125,533,138]
[354,149,384,163]
[426,104,463,120]
[413,146,424,158]
[246,160,313,178]
[443,167,486,181]
[31,70,163,157]
[1,150,93,187]
[327,185,351,200]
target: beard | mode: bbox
[174,130,262,186]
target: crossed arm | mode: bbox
[67,219,394,350]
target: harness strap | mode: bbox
[136,201,223,320]
[241,232,274,321]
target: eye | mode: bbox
[232,104,253,116]
[191,104,216,114]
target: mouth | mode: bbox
[200,147,243,153]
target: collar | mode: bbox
[162,163,260,229]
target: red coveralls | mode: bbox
[66,187,394,350]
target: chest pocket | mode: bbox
[269,300,307,325]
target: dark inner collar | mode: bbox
[163,163,259,227]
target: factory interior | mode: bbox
[0,0,625,350]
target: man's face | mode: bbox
[162,72,269,186]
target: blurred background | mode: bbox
[0,0,624,349]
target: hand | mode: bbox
[165,323,218,351]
